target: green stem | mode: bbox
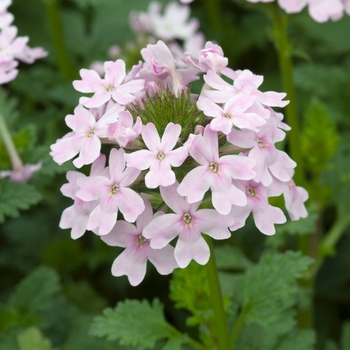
[0,113,23,171]
[230,307,247,349]
[311,214,350,278]
[268,4,305,187]
[267,4,309,257]
[204,0,223,31]
[44,0,74,79]
[267,3,315,329]
[204,236,230,350]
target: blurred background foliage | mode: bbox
[1,0,350,349]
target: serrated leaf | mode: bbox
[169,261,212,326]
[214,244,253,271]
[17,327,54,350]
[91,299,186,349]
[301,99,339,175]
[0,181,42,223]
[239,251,313,327]
[276,329,315,350]
[9,266,60,313]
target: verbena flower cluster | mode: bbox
[246,0,350,22]
[0,0,47,84]
[51,34,308,286]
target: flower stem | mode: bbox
[204,236,230,350]
[204,0,223,32]
[268,4,305,188]
[266,4,315,329]
[311,213,350,279]
[44,0,74,80]
[0,113,23,171]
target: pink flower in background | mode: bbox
[125,122,187,188]
[73,60,145,108]
[246,0,347,22]
[0,0,13,28]
[0,1,46,86]
[101,200,177,286]
[0,161,42,182]
[143,183,234,268]
[151,2,198,40]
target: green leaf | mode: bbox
[301,98,339,175]
[91,299,187,349]
[341,323,350,350]
[0,181,42,223]
[169,261,212,326]
[9,266,61,313]
[239,251,313,327]
[276,329,315,350]
[17,327,54,350]
[214,244,253,271]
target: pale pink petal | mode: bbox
[141,123,161,151]
[101,220,137,247]
[111,247,148,286]
[148,245,178,275]
[116,188,145,222]
[143,214,182,248]
[161,123,181,152]
[175,236,210,268]
[195,209,233,239]
[177,166,211,203]
[252,201,286,235]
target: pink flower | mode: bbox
[59,154,107,239]
[182,41,228,74]
[107,111,142,148]
[143,183,234,268]
[76,148,145,235]
[0,57,17,84]
[73,59,145,108]
[0,161,42,182]
[101,200,177,286]
[125,122,188,188]
[0,0,13,29]
[197,93,266,134]
[204,69,288,108]
[230,179,286,235]
[140,40,182,96]
[227,115,295,186]
[50,105,119,168]
[177,126,256,215]
[246,0,346,22]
